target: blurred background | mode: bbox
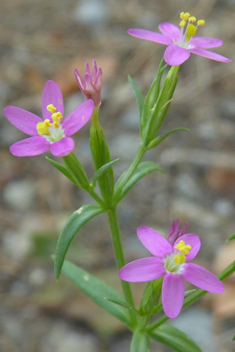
[1,0,235,351]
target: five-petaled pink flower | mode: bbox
[74,60,102,107]
[128,12,231,66]
[119,221,224,319]
[4,81,94,157]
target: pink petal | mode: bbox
[74,68,85,91]
[62,100,94,136]
[94,68,103,90]
[91,59,98,80]
[50,137,74,157]
[84,73,95,94]
[85,62,91,74]
[162,273,185,319]
[158,22,181,41]
[119,257,166,282]
[4,106,42,136]
[128,29,172,45]
[174,233,201,262]
[10,136,50,157]
[182,263,224,293]
[189,47,232,62]
[41,81,64,121]
[190,37,223,49]
[137,226,173,257]
[164,45,190,66]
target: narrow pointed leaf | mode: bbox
[150,325,202,352]
[130,329,150,352]
[46,156,78,185]
[147,127,190,149]
[105,297,139,314]
[61,260,131,326]
[128,75,144,117]
[92,159,119,185]
[227,233,235,242]
[54,204,104,280]
[114,161,164,203]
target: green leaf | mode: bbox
[61,259,131,327]
[130,329,150,352]
[147,127,190,149]
[150,325,202,352]
[63,153,90,189]
[54,204,104,280]
[114,161,164,203]
[105,297,139,314]
[92,159,119,186]
[128,75,144,117]
[46,156,78,185]
[232,334,235,341]
[227,233,235,242]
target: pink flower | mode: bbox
[4,81,94,157]
[74,60,102,107]
[119,222,224,319]
[128,12,231,66]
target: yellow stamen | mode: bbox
[179,20,186,27]
[47,104,57,113]
[175,240,191,255]
[174,254,186,265]
[189,16,197,23]
[36,119,52,135]
[180,12,190,21]
[197,19,205,26]
[52,111,62,122]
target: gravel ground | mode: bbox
[1,0,235,351]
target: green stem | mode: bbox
[87,188,106,208]
[113,143,147,204]
[147,260,235,331]
[107,207,137,328]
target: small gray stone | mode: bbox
[73,0,108,27]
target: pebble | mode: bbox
[73,0,108,27]
[3,180,35,210]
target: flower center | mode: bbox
[163,240,191,273]
[175,12,205,48]
[36,104,65,143]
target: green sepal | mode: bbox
[114,161,164,204]
[147,127,190,149]
[46,156,78,185]
[128,75,144,117]
[150,325,203,352]
[60,259,131,327]
[144,65,179,144]
[105,297,139,315]
[141,60,167,140]
[227,233,235,242]
[54,204,104,280]
[130,329,150,352]
[90,116,114,203]
[139,278,163,317]
[63,153,90,190]
[92,159,119,187]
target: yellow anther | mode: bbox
[52,112,62,122]
[180,12,190,20]
[37,121,50,135]
[47,104,57,113]
[173,254,186,265]
[189,16,197,23]
[175,240,191,255]
[179,20,186,27]
[197,19,205,26]
[53,121,60,128]
[44,119,53,127]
